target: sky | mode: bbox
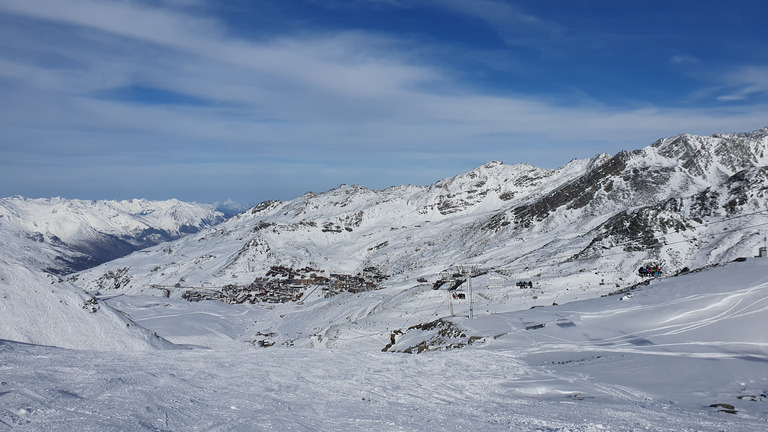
[1,0,767,205]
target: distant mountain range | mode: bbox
[71,127,768,300]
[3,126,768,354]
[0,197,224,350]
[0,197,224,274]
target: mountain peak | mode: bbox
[482,160,504,169]
[646,126,768,180]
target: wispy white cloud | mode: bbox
[716,66,768,102]
[0,0,766,202]
[0,0,760,131]
[432,0,552,33]
[317,0,558,49]
[670,54,700,65]
[420,0,560,51]
[0,0,223,49]
[0,0,440,99]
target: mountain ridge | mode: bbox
[72,126,768,301]
[0,196,225,274]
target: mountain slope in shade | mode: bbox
[0,198,218,351]
[73,127,768,300]
[0,197,224,274]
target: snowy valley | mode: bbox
[2,128,768,430]
[0,197,224,275]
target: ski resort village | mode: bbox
[2,128,768,430]
[3,1,768,429]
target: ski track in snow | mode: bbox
[3,260,768,430]
[2,342,764,432]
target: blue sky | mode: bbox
[1,0,767,205]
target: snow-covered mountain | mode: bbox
[74,127,768,301]
[0,253,175,351]
[0,197,224,274]
[0,197,220,351]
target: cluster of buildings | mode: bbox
[179,265,388,305]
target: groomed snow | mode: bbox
[3,341,762,431]
[2,259,767,430]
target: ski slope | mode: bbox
[0,258,174,352]
[1,258,767,430]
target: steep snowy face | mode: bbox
[0,197,224,274]
[493,151,632,230]
[0,256,175,351]
[478,130,768,279]
[618,128,768,204]
[413,161,554,216]
[73,127,768,299]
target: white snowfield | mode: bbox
[3,128,768,430]
[1,258,767,430]
[0,257,174,351]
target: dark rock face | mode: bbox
[510,151,630,228]
[578,207,690,259]
[654,129,768,177]
[721,166,768,214]
[492,128,768,234]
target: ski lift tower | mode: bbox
[438,271,456,317]
[456,264,478,319]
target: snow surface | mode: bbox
[0,197,222,243]
[0,256,174,351]
[2,258,767,430]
